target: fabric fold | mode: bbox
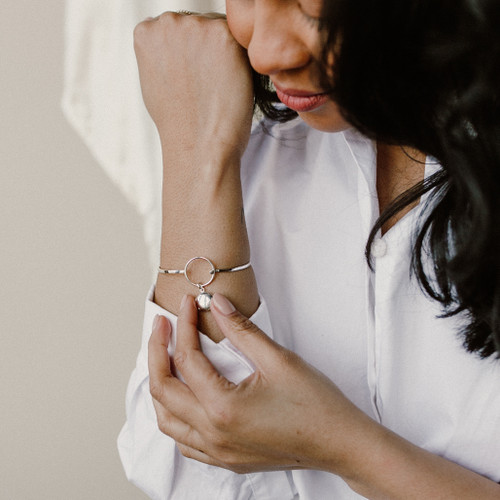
[62,0,225,267]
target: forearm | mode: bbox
[340,417,500,499]
[154,150,259,342]
[133,14,258,342]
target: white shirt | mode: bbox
[118,118,500,499]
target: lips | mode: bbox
[274,85,329,113]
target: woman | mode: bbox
[119,0,500,498]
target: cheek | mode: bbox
[226,2,252,49]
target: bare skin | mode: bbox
[137,10,424,340]
[376,144,426,234]
[134,4,500,499]
[134,13,259,342]
[149,302,500,499]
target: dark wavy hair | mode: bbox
[253,0,500,358]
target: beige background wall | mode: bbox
[1,1,150,498]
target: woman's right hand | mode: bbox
[133,12,255,166]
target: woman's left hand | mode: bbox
[148,293,373,476]
[148,294,500,498]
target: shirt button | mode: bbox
[371,238,387,258]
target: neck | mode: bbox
[376,143,426,234]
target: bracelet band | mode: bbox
[158,256,251,311]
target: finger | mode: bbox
[175,295,234,401]
[175,295,201,352]
[176,443,219,467]
[148,314,173,378]
[201,12,226,20]
[175,10,199,16]
[148,314,203,421]
[142,10,225,23]
[210,293,283,371]
[175,11,226,19]
[176,442,290,474]
[152,398,206,450]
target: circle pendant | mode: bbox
[195,292,213,311]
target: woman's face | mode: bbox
[226,0,349,132]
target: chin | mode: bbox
[298,103,350,133]
[299,115,351,132]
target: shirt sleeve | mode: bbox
[117,286,298,500]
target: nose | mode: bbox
[246,4,311,76]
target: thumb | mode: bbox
[210,293,281,370]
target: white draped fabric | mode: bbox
[62,1,224,267]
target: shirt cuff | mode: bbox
[118,286,298,500]
[137,285,274,384]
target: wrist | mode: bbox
[154,264,259,343]
[156,143,257,341]
[337,420,395,492]
[335,419,458,499]
[161,140,246,178]
[160,154,247,256]
[304,398,388,482]
[159,194,250,267]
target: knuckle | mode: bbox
[158,11,177,25]
[208,404,233,429]
[209,432,231,452]
[149,378,164,401]
[207,401,241,431]
[156,417,170,436]
[173,350,187,369]
[276,346,298,365]
[177,443,194,459]
[134,12,176,48]
[133,21,149,46]
[156,414,176,439]
[230,315,260,335]
[214,450,248,474]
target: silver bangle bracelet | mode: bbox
[158,256,251,311]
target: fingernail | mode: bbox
[153,314,161,330]
[180,294,189,310]
[212,293,235,315]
